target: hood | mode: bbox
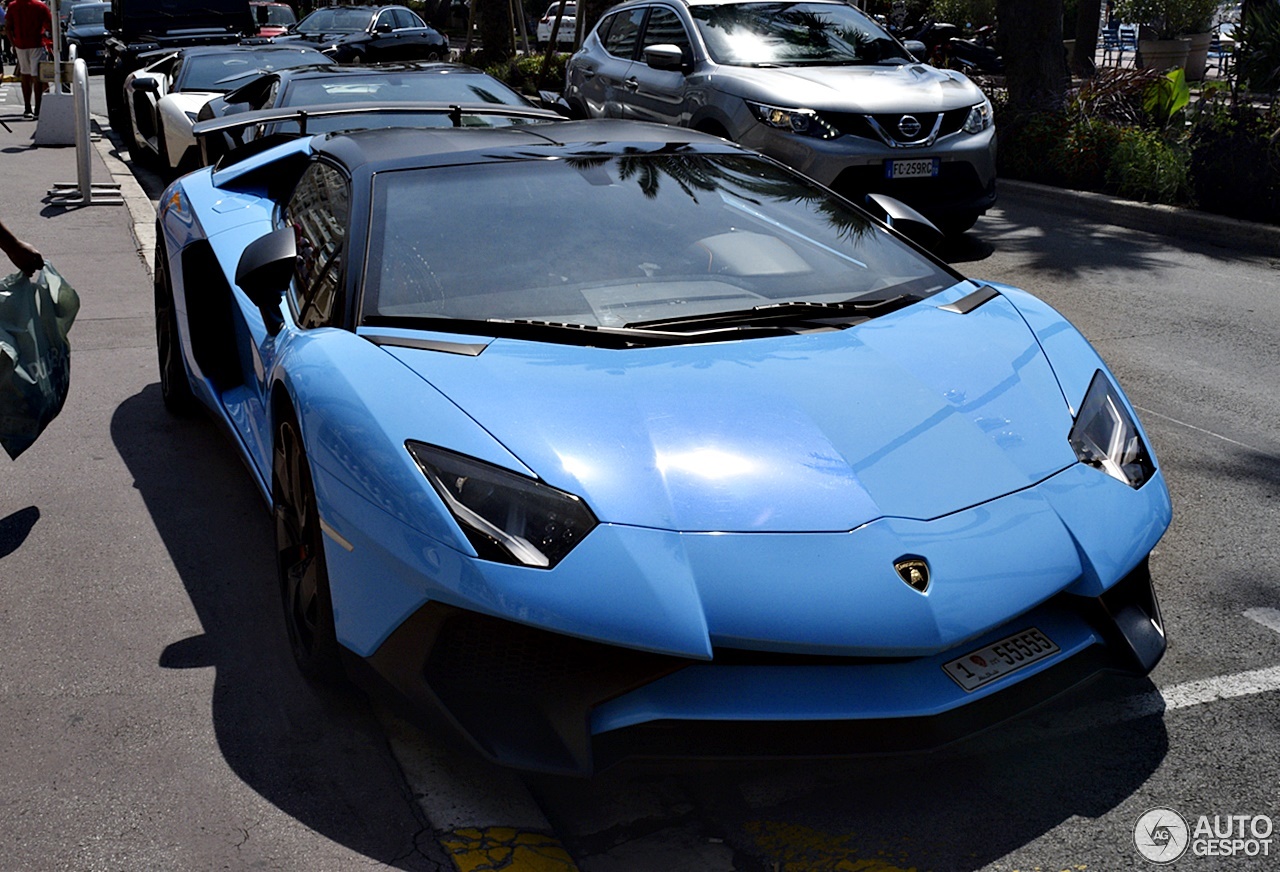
[712,62,983,113]
[386,292,1079,532]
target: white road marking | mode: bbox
[1244,607,1280,636]
[1132,404,1272,454]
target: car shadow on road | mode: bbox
[533,674,1168,870]
[110,383,447,871]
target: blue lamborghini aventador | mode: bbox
[159,109,1172,774]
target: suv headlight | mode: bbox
[745,100,839,140]
[963,97,993,134]
[1068,371,1155,489]
[407,441,597,568]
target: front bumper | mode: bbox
[354,555,1165,775]
[734,115,998,221]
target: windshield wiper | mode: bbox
[625,295,920,331]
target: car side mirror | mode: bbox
[643,43,688,72]
[376,20,393,33]
[904,39,927,59]
[863,194,944,251]
[132,77,161,93]
[236,227,296,335]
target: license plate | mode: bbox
[943,628,1059,692]
[885,158,940,179]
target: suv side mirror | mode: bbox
[643,44,688,72]
[236,227,297,335]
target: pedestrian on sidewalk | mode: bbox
[4,0,52,119]
[0,218,43,274]
[0,2,8,80]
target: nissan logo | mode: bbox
[897,115,922,138]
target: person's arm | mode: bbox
[0,219,44,276]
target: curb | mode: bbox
[998,178,1280,258]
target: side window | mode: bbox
[393,8,419,28]
[283,162,349,329]
[603,8,647,59]
[641,6,690,57]
[595,11,618,44]
[373,10,393,30]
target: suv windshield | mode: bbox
[691,2,910,66]
[296,6,374,33]
[363,150,954,334]
[70,4,107,25]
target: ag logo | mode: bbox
[1134,807,1189,863]
[894,557,929,592]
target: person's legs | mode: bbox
[14,47,46,117]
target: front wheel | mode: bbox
[273,413,344,684]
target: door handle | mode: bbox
[624,77,639,91]
[581,68,596,79]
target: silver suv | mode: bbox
[564,0,996,234]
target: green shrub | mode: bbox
[481,52,569,94]
[1105,128,1189,203]
[1235,0,1280,94]
[926,0,995,30]
[1189,98,1280,222]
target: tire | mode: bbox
[425,50,440,61]
[273,412,345,685]
[154,239,197,415]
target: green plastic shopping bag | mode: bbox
[0,264,81,460]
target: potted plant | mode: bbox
[1116,0,1192,70]
[1180,0,1222,80]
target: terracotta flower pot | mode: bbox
[1138,37,1190,71]
[1184,31,1212,80]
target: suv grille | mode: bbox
[821,107,970,146]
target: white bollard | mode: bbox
[46,58,123,206]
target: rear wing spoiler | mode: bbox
[192,101,563,166]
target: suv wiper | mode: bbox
[625,295,920,330]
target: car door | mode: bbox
[623,4,696,126]
[366,9,398,61]
[576,7,646,118]
[230,160,350,472]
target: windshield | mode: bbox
[258,3,295,26]
[270,72,536,133]
[363,151,953,330]
[296,6,373,33]
[691,2,909,66]
[178,49,328,92]
[70,4,108,25]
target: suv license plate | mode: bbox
[885,158,940,179]
[943,628,1060,692]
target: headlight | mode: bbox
[745,100,839,140]
[406,441,597,568]
[963,97,993,134]
[1069,371,1155,488]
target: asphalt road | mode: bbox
[4,73,1278,871]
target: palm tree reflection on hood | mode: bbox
[564,146,874,244]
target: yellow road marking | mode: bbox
[440,827,579,872]
[747,820,918,872]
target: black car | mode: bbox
[62,1,110,68]
[277,4,448,64]
[195,62,556,164]
[103,0,256,146]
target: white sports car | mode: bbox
[123,44,329,177]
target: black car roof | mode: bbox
[314,120,742,174]
[273,61,471,80]
[176,43,328,58]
